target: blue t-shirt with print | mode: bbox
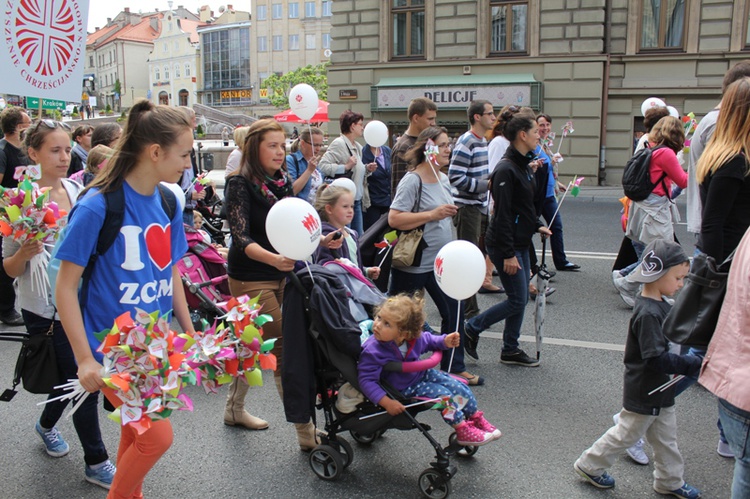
[55,182,188,361]
[535,145,556,198]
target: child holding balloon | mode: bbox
[358,294,501,446]
[313,184,380,281]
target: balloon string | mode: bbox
[447,300,460,374]
[303,260,315,284]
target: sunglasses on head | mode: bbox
[38,119,71,131]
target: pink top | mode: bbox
[699,226,750,412]
[648,147,687,197]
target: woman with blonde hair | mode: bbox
[614,116,687,307]
[224,126,251,178]
[696,77,750,262]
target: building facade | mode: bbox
[327,0,750,184]
[148,10,207,107]
[251,0,333,105]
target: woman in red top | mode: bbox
[615,116,686,307]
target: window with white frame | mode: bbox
[289,34,300,50]
[175,64,181,78]
[305,1,315,18]
[273,35,283,51]
[258,36,268,52]
[185,63,191,76]
[154,68,160,81]
[257,4,267,20]
[272,3,282,19]
[322,33,331,48]
[164,65,169,79]
[289,2,299,18]
[323,1,332,16]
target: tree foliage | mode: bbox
[263,63,329,109]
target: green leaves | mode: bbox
[264,63,329,109]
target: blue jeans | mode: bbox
[402,369,477,425]
[351,199,364,236]
[467,248,529,354]
[718,399,750,499]
[541,196,568,269]
[619,240,645,277]
[22,310,109,466]
[389,268,466,373]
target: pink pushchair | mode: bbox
[177,227,232,329]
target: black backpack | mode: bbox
[622,145,669,201]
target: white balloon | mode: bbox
[330,177,357,196]
[288,84,319,122]
[434,241,486,301]
[640,97,666,117]
[266,197,322,260]
[667,106,680,118]
[159,182,186,212]
[363,120,389,147]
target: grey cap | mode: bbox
[627,239,689,284]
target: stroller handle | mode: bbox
[383,350,442,373]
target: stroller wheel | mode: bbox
[349,428,384,445]
[448,432,479,457]
[328,437,353,468]
[418,468,452,499]
[309,445,344,481]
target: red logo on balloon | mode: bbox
[296,94,303,102]
[15,0,77,76]
[301,214,319,234]
[434,256,444,277]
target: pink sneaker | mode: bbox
[454,421,494,446]
[469,411,502,440]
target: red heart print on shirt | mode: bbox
[144,224,172,271]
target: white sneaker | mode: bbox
[612,270,622,288]
[717,439,734,458]
[613,276,637,308]
[613,414,649,465]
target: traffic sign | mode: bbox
[24,97,66,110]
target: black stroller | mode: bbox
[282,265,479,499]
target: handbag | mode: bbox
[392,173,427,268]
[663,251,734,348]
[14,320,62,394]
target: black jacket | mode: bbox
[282,266,362,423]
[485,146,542,259]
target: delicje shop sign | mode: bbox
[374,84,533,110]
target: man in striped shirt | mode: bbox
[449,100,498,318]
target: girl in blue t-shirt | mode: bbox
[55,101,195,499]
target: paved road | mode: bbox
[0,191,735,498]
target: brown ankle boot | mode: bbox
[223,378,269,430]
[295,421,321,451]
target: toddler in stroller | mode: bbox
[177,226,232,329]
[282,267,499,498]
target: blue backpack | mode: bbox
[48,184,177,307]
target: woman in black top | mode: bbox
[224,119,340,449]
[697,77,750,262]
[464,114,552,367]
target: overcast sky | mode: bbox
[88,1,226,31]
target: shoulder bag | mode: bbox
[14,319,62,394]
[392,173,427,268]
[663,251,734,348]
